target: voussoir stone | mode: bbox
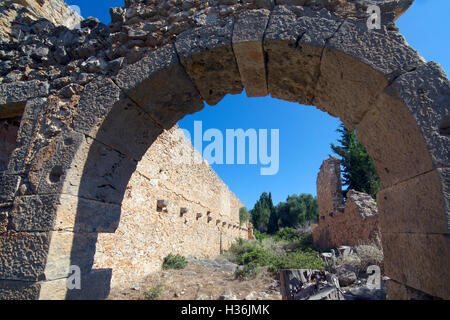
[387,62,450,170]
[232,9,270,97]
[357,62,449,189]
[9,194,60,232]
[264,6,341,105]
[377,169,448,234]
[314,17,425,129]
[116,44,204,128]
[175,16,243,106]
[72,77,123,137]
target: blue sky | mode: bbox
[67,0,449,209]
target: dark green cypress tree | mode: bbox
[331,124,380,199]
[250,192,275,233]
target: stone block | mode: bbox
[43,231,98,281]
[382,232,450,299]
[66,269,113,300]
[67,137,138,204]
[386,278,436,300]
[0,231,50,281]
[116,44,204,127]
[232,9,270,97]
[8,193,121,233]
[30,130,85,196]
[437,168,450,232]
[9,194,59,232]
[72,77,122,138]
[91,97,163,161]
[7,98,46,174]
[0,80,49,119]
[378,170,448,234]
[56,194,122,233]
[357,84,434,188]
[0,280,41,300]
[314,18,425,129]
[388,62,450,170]
[38,269,112,300]
[0,173,20,202]
[29,130,137,204]
[74,78,164,161]
[264,6,340,105]
[314,48,388,129]
[325,18,424,82]
[176,17,243,106]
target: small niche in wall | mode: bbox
[157,199,168,212]
[0,117,21,172]
[180,207,188,217]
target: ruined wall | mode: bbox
[316,156,344,218]
[313,157,380,250]
[0,0,82,40]
[91,126,248,291]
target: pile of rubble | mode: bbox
[280,245,386,300]
[280,269,345,300]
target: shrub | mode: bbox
[144,284,164,300]
[336,244,384,275]
[268,249,325,274]
[238,248,275,266]
[355,245,384,273]
[283,233,314,251]
[234,264,261,280]
[230,238,259,256]
[162,253,188,270]
[273,227,302,242]
[253,229,270,241]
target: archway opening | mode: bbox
[1,1,448,301]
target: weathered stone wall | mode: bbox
[313,157,380,250]
[0,0,414,100]
[0,0,82,40]
[93,126,248,291]
[316,156,344,219]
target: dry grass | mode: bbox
[107,263,281,300]
[337,234,384,275]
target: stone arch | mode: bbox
[0,2,449,300]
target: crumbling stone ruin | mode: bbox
[313,157,380,250]
[0,0,82,40]
[0,0,449,300]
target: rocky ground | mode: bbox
[107,252,387,300]
[108,256,282,300]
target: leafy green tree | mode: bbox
[251,192,318,234]
[274,194,318,231]
[239,207,251,226]
[331,124,380,199]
